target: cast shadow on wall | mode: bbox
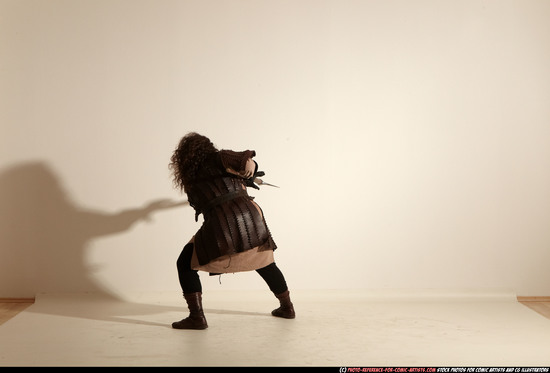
[0,161,191,326]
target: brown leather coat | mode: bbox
[186,150,276,269]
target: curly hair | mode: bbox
[169,132,218,192]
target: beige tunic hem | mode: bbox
[190,241,274,273]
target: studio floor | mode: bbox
[1,289,550,367]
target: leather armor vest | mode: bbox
[185,150,276,266]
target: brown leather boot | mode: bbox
[172,292,208,330]
[272,290,295,319]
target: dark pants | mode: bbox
[176,243,289,295]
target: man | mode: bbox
[169,132,295,330]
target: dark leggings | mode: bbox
[176,243,289,295]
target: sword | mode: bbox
[253,178,280,188]
[244,170,280,189]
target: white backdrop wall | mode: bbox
[1,0,549,298]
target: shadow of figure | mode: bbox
[0,161,270,327]
[0,161,184,325]
[0,161,186,297]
